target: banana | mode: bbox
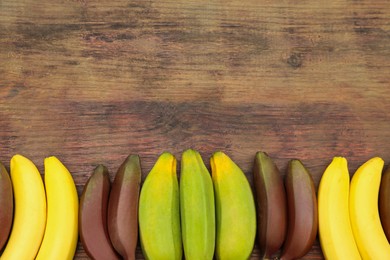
[253,152,287,259]
[0,161,13,251]
[35,156,79,260]
[210,151,256,260]
[318,157,361,260]
[1,155,46,260]
[180,149,215,260]
[379,164,390,241]
[108,155,141,260]
[138,152,182,260]
[280,159,318,260]
[349,157,390,259]
[79,165,119,260]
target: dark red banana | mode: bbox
[79,165,119,260]
[107,155,141,260]
[280,159,318,260]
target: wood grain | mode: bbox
[1,0,390,259]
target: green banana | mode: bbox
[138,152,182,260]
[210,151,256,260]
[180,149,215,260]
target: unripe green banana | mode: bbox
[0,161,13,251]
[138,152,182,260]
[379,164,390,241]
[253,152,287,259]
[280,159,318,260]
[210,151,256,260]
[180,149,215,260]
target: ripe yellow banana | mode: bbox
[35,156,79,260]
[318,157,361,260]
[180,149,215,260]
[349,157,390,259]
[138,152,182,260]
[1,155,46,260]
[210,151,256,260]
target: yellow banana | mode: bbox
[1,155,46,260]
[139,152,182,260]
[318,157,361,260]
[350,157,390,259]
[35,156,79,260]
[210,151,256,260]
[180,149,215,260]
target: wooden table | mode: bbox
[1,0,389,259]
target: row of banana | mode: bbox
[0,150,390,259]
[0,155,78,260]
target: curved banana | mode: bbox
[350,157,390,259]
[379,164,390,241]
[139,152,182,260]
[108,155,141,260]
[253,152,287,259]
[0,161,13,251]
[210,151,256,260]
[80,165,119,260]
[180,149,215,260]
[318,157,361,260]
[1,155,46,260]
[35,156,79,260]
[280,159,318,260]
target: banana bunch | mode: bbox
[253,153,318,260]
[1,155,78,260]
[79,155,141,260]
[138,150,257,260]
[319,156,390,260]
[4,151,390,260]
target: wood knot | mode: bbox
[287,53,302,68]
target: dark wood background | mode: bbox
[1,0,390,259]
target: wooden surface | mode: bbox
[1,0,390,259]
